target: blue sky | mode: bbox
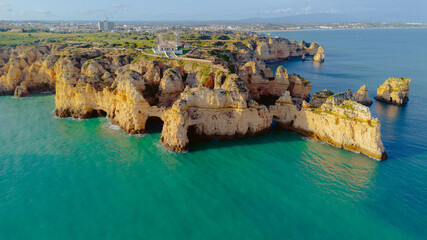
[0,0,426,22]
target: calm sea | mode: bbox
[0,29,426,239]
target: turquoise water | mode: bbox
[1,29,426,239]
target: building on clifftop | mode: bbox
[153,33,183,55]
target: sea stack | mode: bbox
[354,85,373,105]
[314,46,325,63]
[375,77,411,105]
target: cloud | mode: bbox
[262,8,294,15]
[272,8,294,14]
[36,9,52,15]
[0,2,10,7]
[0,1,12,12]
[262,6,343,16]
[111,3,128,12]
[17,9,53,19]
[300,7,312,14]
[112,3,123,8]
[325,8,342,14]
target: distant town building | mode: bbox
[98,21,114,31]
[8,29,23,33]
[153,33,183,55]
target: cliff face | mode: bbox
[0,44,125,97]
[270,91,387,160]
[0,45,57,96]
[54,59,272,152]
[161,87,272,151]
[0,36,387,160]
[255,38,321,61]
[239,63,311,102]
[375,77,411,105]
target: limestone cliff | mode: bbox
[0,45,57,96]
[375,77,411,105]
[270,91,387,160]
[239,63,311,102]
[161,87,271,151]
[255,38,322,61]
[0,38,388,160]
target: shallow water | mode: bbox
[0,29,426,239]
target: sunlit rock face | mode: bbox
[0,38,387,160]
[255,38,322,61]
[375,77,411,105]
[271,91,387,160]
[314,46,325,63]
[0,45,57,96]
[354,85,373,105]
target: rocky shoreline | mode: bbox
[0,37,389,160]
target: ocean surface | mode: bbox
[1,28,426,239]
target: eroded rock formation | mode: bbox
[0,36,387,160]
[310,89,334,108]
[354,85,373,105]
[0,45,57,96]
[271,91,386,160]
[375,77,411,105]
[314,46,325,63]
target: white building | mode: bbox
[152,36,183,55]
[98,21,114,31]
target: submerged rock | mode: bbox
[375,77,411,105]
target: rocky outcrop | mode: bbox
[1,38,388,160]
[161,86,271,152]
[354,85,373,105]
[239,63,311,102]
[255,38,322,61]
[310,89,334,108]
[375,77,411,105]
[0,45,126,97]
[288,74,311,101]
[270,91,387,160]
[14,85,30,97]
[313,46,325,63]
[0,45,57,96]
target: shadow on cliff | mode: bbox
[187,123,304,152]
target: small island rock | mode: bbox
[375,77,411,105]
[313,46,325,63]
[354,85,373,105]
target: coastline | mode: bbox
[255,26,427,33]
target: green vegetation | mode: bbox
[313,109,323,115]
[209,49,231,62]
[0,32,157,48]
[339,100,357,111]
[128,51,165,63]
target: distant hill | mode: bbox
[240,13,364,24]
